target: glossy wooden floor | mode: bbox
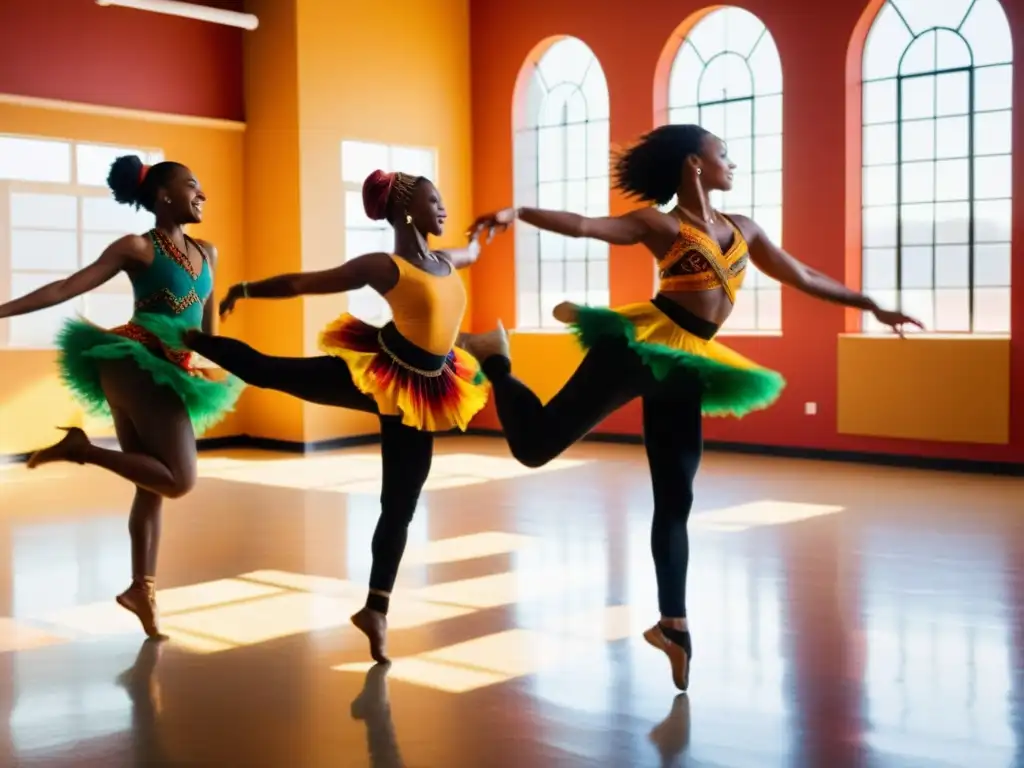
[0,437,1022,767]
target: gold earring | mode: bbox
[405,213,413,225]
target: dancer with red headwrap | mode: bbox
[146,170,488,661]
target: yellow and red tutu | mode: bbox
[569,298,786,418]
[318,314,488,432]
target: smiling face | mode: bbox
[406,179,446,237]
[691,134,736,192]
[158,165,206,224]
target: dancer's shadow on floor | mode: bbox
[116,637,172,767]
[649,694,690,767]
[351,662,406,768]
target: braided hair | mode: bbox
[362,170,428,223]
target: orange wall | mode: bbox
[468,0,1024,465]
[0,101,246,455]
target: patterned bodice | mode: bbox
[131,229,211,326]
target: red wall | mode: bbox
[0,0,244,120]
[468,0,1024,465]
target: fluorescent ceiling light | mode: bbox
[96,0,259,31]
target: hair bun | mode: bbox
[107,154,145,206]
[362,169,394,221]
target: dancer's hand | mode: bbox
[872,307,924,337]
[219,284,244,320]
[466,207,517,243]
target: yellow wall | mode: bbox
[837,335,1011,444]
[0,100,246,456]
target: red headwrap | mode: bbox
[139,163,151,184]
[362,169,396,221]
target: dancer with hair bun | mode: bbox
[153,169,489,662]
[462,124,923,692]
[0,155,244,638]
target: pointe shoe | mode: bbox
[116,581,166,639]
[643,624,692,692]
[459,321,510,362]
[552,301,581,324]
[27,426,90,469]
[351,607,390,664]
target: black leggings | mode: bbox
[189,334,432,602]
[482,337,703,618]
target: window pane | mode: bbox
[900,162,933,204]
[973,155,1012,200]
[344,190,374,228]
[934,244,968,288]
[934,71,969,117]
[76,144,162,187]
[863,123,897,166]
[564,123,587,180]
[727,137,752,173]
[900,289,934,328]
[974,65,1012,112]
[11,230,78,271]
[934,288,970,332]
[863,206,897,247]
[753,170,781,206]
[972,288,1010,333]
[8,273,77,347]
[974,243,1010,287]
[901,76,935,120]
[862,2,911,81]
[390,146,435,180]
[341,140,389,184]
[586,121,609,179]
[536,126,564,183]
[668,43,702,107]
[865,165,897,206]
[899,32,936,77]
[586,178,608,217]
[974,200,1011,242]
[82,232,123,265]
[901,120,934,162]
[864,248,896,290]
[345,228,389,260]
[900,203,933,245]
[934,158,968,202]
[756,286,782,331]
[864,80,898,125]
[0,137,71,182]
[753,135,782,171]
[934,202,969,244]
[347,286,391,325]
[82,196,150,233]
[960,0,1013,66]
[755,94,782,136]
[935,116,969,159]
[698,53,752,103]
[974,111,1012,156]
[935,30,971,71]
[901,246,932,288]
[724,100,753,139]
[10,193,77,230]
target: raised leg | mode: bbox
[351,416,434,663]
[186,332,377,412]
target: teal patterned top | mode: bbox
[131,229,211,326]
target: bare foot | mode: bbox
[458,321,510,362]
[116,582,167,640]
[552,301,580,324]
[350,661,391,720]
[351,607,389,664]
[643,624,691,692]
[27,427,90,469]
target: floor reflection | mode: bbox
[0,439,1020,766]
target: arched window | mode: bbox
[665,7,783,333]
[861,0,1013,334]
[514,37,610,330]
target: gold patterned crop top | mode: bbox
[657,215,749,304]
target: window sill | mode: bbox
[839,332,1010,341]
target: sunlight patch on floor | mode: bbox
[691,500,845,532]
[197,453,590,492]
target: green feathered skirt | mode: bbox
[567,301,786,418]
[55,314,244,436]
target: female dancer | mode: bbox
[0,155,243,637]
[461,124,922,691]
[148,169,488,662]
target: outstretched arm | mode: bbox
[438,233,482,270]
[468,206,655,246]
[219,252,394,319]
[0,235,144,319]
[742,216,923,335]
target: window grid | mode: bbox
[664,8,784,334]
[0,137,163,348]
[860,0,1012,335]
[514,38,610,330]
[339,140,438,326]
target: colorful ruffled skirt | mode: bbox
[568,296,786,417]
[319,314,488,432]
[55,314,244,436]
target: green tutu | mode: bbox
[56,314,244,436]
[568,303,786,418]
